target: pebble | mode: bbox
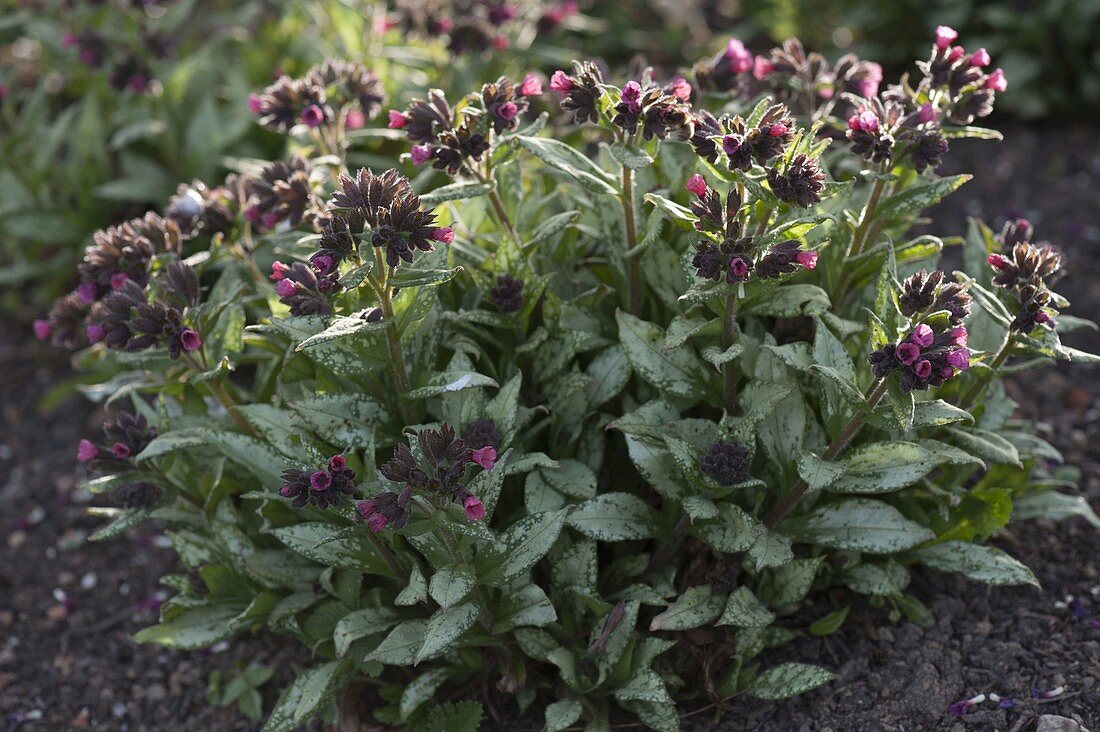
[1036,715,1086,732]
[7,530,27,550]
[80,572,97,591]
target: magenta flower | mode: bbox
[988,253,1008,269]
[328,455,347,471]
[667,77,691,101]
[311,254,335,274]
[913,359,933,379]
[934,25,958,49]
[463,495,485,521]
[300,104,325,128]
[722,135,742,155]
[768,123,788,138]
[261,211,280,229]
[310,470,332,491]
[729,257,751,280]
[795,250,818,269]
[549,70,573,92]
[270,262,290,281]
[76,282,98,304]
[725,38,753,74]
[33,319,52,341]
[911,324,934,348]
[86,324,105,344]
[947,348,970,370]
[919,103,937,123]
[276,279,297,298]
[112,442,132,459]
[432,227,455,244]
[247,94,262,113]
[948,45,966,62]
[179,329,202,353]
[387,110,407,129]
[77,439,99,463]
[752,56,774,80]
[969,48,991,67]
[848,110,879,133]
[986,68,1008,92]
[110,272,129,290]
[344,110,366,130]
[621,81,642,113]
[896,342,921,365]
[471,446,497,471]
[410,144,433,165]
[685,174,708,198]
[518,73,543,97]
[946,327,968,346]
[497,101,519,121]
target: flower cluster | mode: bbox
[489,274,525,313]
[165,180,239,239]
[987,219,1064,332]
[549,61,605,125]
[270,261,342,317]
[689,103,797,177]
[76,411,157,468]
[244,157,319,231]
[86,262,203,359]
[870,270,972,392]
[359,424,495,531]
[844,26,1006,172]
[388,0,579,55]
[76,213,181,303]
[250,60,385,132]
[699,439,751,486]
[280,455,358,509]
[606,74,694,141]
[62,25,170,93]
[390,75,541,174]
[686,175,817,285]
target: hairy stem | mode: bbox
[723,292,740,413]
[372,250,416,424]
[471,164,521,249]
[182,354,256,437]
[763,378,888,528]
[363,530,407,583]
[832,175,888,302]
[621,165,641,315]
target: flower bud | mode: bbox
[549,70,573,92]
[77,439,99,463]
[935,25,958,49]
[685,174,708,198]
[518,73,543,97]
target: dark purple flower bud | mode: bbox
[911,324,934,348]
[699,439,751,486]
[489,274,524,313]
[179,329,202,353]
[310,470,332,491]
[300,104,325,128]
[896,342,921,365]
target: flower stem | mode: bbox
[363,529,407,583]
[723,292,740,413]
[621,165,641,315]
[182,354,256,437]
[832,174,888,302]
[470,164,521,249]
[763,377,888,528]
[958,331,1014,410]
[372,250,416,424]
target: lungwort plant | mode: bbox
[38,25,1100,731]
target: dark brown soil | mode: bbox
[2,125,1098,731]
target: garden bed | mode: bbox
[3,124,1098,731]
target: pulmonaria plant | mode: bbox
[35,38,1100,732]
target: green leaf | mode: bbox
[365,619,428,665]
[407,371,499,399]
[478,509,570,586]
[524,210,580,249]
[539,459,597,499]
[643,192,697,226]
[649,586,725,631]
[841,561,910,597]
[1012,491,1100,528]
[752,663,835,700]
[718,587,776,628]
[416,602,480,663]
[767,557,825,606]
[830,441,938,494]
[426,701,484,732]
[492,583,557,632]
[912,541,1038,587]
[797,452,845,493]
[567,492,658,541]
[945,427,1022,467]
[749,528,794,570]
[391,266,464,289]
[690,504,757,552]
[585,345,631,408]
[429,566,475,608]
[396,564,428,606]
[333,607,401,657]
[912,399,974,427]
[782,498,935,553]
[262,661,349,732]
[419,181,492,204]
[616,310,711,400]
[608,142,654,169]
[514,135,617,195]
[399,668,454,720]
[132,603,243,650]
[294,313,388,351]
[874,175,971,221]
[808,606,850,636]
[742,284,830,317]
[545,698,582,732]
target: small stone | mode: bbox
[7,530,27,551]
[80,572,97,591]
[112,703,128,718]
[1036,716,1081,732]
[146,683,167,701]
[46,603,69,622]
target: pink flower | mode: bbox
[311,255,334,274]
[729,257,751,280]
[387,110,407,129]
[276,279,297,298]
[33,319,52,341]
[896,342,921,366]
[549,70,573,92]
[179,329,202,352]
[913,359,933,379]
[344,110,366,130]
[752,56,774,81]
[247,94,262,113]
[86,324,105,344]
[270,261,290,281]
[110,272,129,290]
[722,135,742,155]
[986,68,1007,93]
[667,77,691,101]
[795,250,818,269]
[919,103,937,124]
[244,205,262,223]
[410,144,433,165]
[76,282,97,304]
[309,470,332,491]
[497,101,518,121]
[328,455,346,471]
[261,212,280,229]
[935,25,958,49]
[948,46,966,62]
[1035,311,1051,324]
[947,327,968,346]
[621,81,642,112]
[910,324,934,348]
[300,104,325,128]
[432,227,454,244]
[848,110,879,133]
[471,446,497,470]
[493,36,509,50]
[768,123,787,138]
[112,442,132,459]
[684,174,708,198]
[725,38,754,74]
[947,348,970,370]
[463,495,486,522]
[518,73,543,97]
[77,439,99,463]
[969,48,991,67]
[61,33,78,49]
[987,253,1008,269]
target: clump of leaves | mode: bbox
[41,25,1099,732]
